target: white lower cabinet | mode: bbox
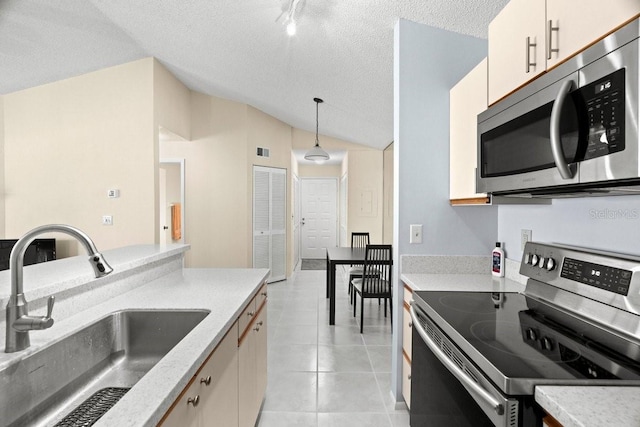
[161,322,239,427]
[239,305,267,427]
[401,284,413,409]
[160,283,267,427]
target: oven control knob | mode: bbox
[545,257,556,271]
[538,257,546,268]
[524,253,531,264]
[542,337,554,351]
[526,328,537,341]
[531,254,539,266]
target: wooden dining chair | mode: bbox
[351,244,393,333]
[347,232,370,300]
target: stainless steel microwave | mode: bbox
[477,18,640,198]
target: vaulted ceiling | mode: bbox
[0,0,508,150]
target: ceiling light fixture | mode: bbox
[305,98,330,164]
[284,0,300,37]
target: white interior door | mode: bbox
[293,174,301,269]
[301,178,337,259]
[253,166,287,282]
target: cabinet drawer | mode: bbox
[238,297,257,337]
[256,283,268,310]
[402,284,413,306]
[402,306,412,360]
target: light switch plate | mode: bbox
[410,224,423,244]
[521,229,532,250]
[102,215,113,225]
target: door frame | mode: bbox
[299,177,339,259]
[159,158,186,244]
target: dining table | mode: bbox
[325,246,365,325]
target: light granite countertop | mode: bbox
[401,272,525,293]
[1,258,269,427]
[536,386,640,427]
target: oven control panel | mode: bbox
[520,242,638,299]
[561,258,631,296]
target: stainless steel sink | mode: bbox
[0,309,209,427]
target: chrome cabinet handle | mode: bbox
[410,306,504,416]
[526,36,537,73]
[261,292,267,297]
[547,20,559,59]
[408,321,413,328]
[257,321,264,326]
[200,375,211,386]
[247,311,254,317]
[550,79,577,179]
[187,395,200,407]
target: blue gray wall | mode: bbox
[392,19,498,402]
[499,196,640,261]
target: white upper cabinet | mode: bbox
[450,58,489,203]
[546,0,640,69]
[488,0,640,105]
[488,0,546,105]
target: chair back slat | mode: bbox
[351,232,370,249]
[361,244,393,296]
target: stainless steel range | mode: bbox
[410,242,640,427]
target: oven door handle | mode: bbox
[550,79,577,179]
[410,306,504,416]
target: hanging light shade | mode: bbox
[305,98,330,163]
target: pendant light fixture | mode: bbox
[304,97,330,164]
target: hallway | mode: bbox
[258,267,410,427]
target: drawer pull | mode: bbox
[253,326,260,332]
[248,311,255,317]
[261,292,267,297]
[408,322,413,328]
[200,375,212,386]
[408,374,411,380]
[187,395,200,407]
[257,321,264,326]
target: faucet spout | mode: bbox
[5,224,113,353]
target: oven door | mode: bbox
[409,305,522,427]
[477,72,584,195]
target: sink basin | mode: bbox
[0,309,209,427]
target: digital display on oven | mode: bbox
[561,257,631,295]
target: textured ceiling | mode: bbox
[0,0,508,149]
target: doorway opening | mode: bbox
[159,159,185,245]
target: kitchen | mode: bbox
[2,1,640,426]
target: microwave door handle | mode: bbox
[550,79,576,179]
[409,305,504,416]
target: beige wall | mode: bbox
[346,150,384,244]
[3,58,155,256]
[297,164,343,178]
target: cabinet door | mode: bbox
[488,0,546,104]
[238,317,258,427]
[254,307,268,410]
[402,351,412,410]
[449,58,489,203]
[546,0,640,68]
[160,377,199,427]
[199,323,239,427]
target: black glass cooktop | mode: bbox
[413,291,640,383]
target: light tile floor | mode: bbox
[258,267,410,427]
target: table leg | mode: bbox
[329,261,336,325]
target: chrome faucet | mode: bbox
[5,224,113,353]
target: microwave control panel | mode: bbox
[583,68,625,160]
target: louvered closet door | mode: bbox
[253,166,286,282]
